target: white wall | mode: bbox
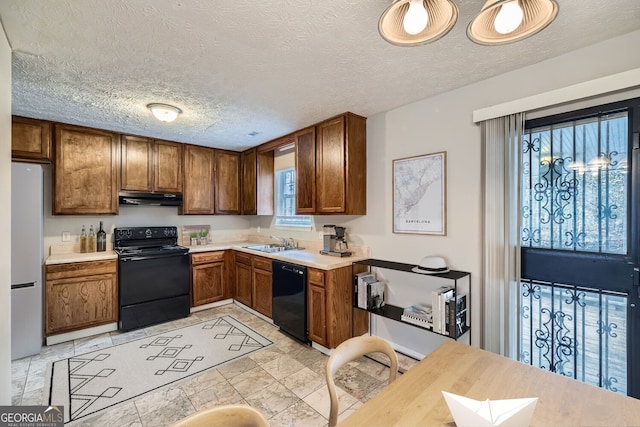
[249,29,640,352]
[367,29,640,351]
[0,20,12,404]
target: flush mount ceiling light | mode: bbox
[378,0,458,47]
[146,103,182,122]
[467,0,559,45]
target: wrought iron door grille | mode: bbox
[519,279,627,395]
[521,111,628,254]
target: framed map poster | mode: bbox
[393,151,446,235]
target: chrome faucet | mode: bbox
[270,235,286,246]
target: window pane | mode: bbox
[275,168,312,227]
[519,280,627,395]
[521,112,628,254]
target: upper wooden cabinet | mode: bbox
[182,144,215,214]
[316,113,367,214]
[155,139,183,193]
[121,136,183,193]
[53,124,120,215]
[214,149,241,215]
[241,148,274,215]
[11,116,52,163]
[295,127,316,214]
[295,113,366,215]
[120,135,153,191]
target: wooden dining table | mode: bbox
[338,340,640,426]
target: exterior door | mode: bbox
[519,98,640,398]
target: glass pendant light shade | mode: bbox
[379,0,458,47]
[147,103,182,122]
[467,0,559,45]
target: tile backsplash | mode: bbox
[180,225,211,246]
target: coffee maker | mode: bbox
[320,225,352,257]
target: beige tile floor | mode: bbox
[11,303,414,427]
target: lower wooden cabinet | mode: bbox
[233,251,273,318]
[45,260,118,336]
[307,265,368,348]
[191,251,229,306]
[307,270,327,346]
[234,252,253,307]
[252,256,272,318]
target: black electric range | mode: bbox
[114,226,190,331]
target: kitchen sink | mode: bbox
[243,244,304,253]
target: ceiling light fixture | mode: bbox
[379,0,558,47]
[467,0,559,45]
[379,0,458,47]
[147,103,182,123]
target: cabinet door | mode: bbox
[316,116,346,213]
[214,150,241,214]
[182,144,215,214]
[235,262,252,307]
[192,261,225,306]
[241,148,257,215]
[295,127,316,214]
[121,135,153,192]
[154,139,183,193]
[46,273,117,335]
[308,284,327,346]
[256,150,275,215]
[242,149,275,215]
[11,116,51,162]
[53,124,120,215]
[253,268,272,318]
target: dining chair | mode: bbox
[171,404,269,427]
[326,335,399,427]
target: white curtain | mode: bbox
[481,113,524,357]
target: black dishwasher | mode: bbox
[272,260,308,343]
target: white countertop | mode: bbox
[190,241,366,270]
[45,251,118,265]
[46,242,366,270]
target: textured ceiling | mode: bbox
[0,0,639,151]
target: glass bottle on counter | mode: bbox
[97,221,107,252]
[80,225,87,253]
[88,224,96,253]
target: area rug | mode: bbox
[46,315,273,423]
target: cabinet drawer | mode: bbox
[308,268,325,287]
[46,260,117,280]
[235,251,252,265]
[191,251,225,265]
[252,256,272,272]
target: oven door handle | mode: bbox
[120,252,188,262]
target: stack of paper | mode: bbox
[442,391,538,427]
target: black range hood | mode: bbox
[119,191,182,207]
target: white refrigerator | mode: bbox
[11,162,43,360]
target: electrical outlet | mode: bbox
[319,231,323,240]
[62,231,71,242]
[257,226,261,233]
